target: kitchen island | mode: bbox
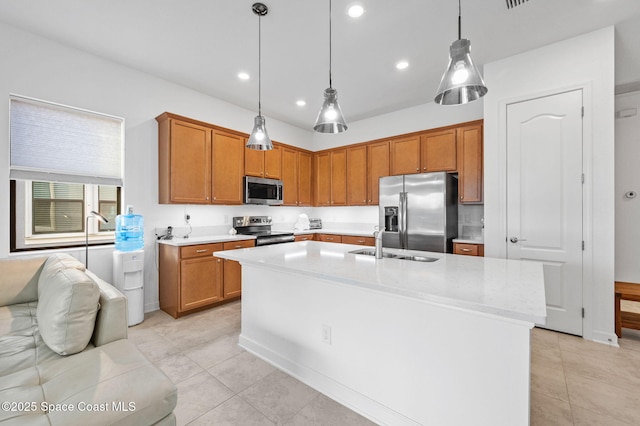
[215,241,546,426]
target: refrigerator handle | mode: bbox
[400,192,408,248]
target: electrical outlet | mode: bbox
[185,214,190,223]
[321,324,332,345]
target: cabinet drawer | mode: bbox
[180,243,223,259]
[223,240,255,250]
[316,234,343,243]
[342,235,375,246]
[295,235,314,242]
[453,243,484,257]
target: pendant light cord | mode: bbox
[329,0,333,89]
[258,13,262,116]
[457,0,461,40]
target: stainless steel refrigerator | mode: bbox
[379,172,458,252]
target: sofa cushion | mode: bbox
[0,339,178,425]
[37,256,100,355]
[36,254,86,300]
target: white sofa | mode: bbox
[0,254,177,425]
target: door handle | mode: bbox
[509,237,527,243]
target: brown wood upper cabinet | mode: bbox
[457,123,483,203]
[367,141,390,204]
[211,130,245,204]
[390,129,457,177]
[157,112,246,205]
[282,147,313,206]
[390,135,421,175]
[346,145,367,205]
[245,144,282,179]
[315,150,346,206]
[421,129,457,172]
[158,115,212,204]
[346,141,389,205]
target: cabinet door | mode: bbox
[222,259,242,299]
[347,145,368,205]
[180,257,222,311]
[167,119,211,204]
[367,141,390,205]
[281,147,299,206]
[298,151,312,206]
[331,149,347,205]
[421,129,457,172]
[315,152,332,206]
[221,240,254,299]
[390,135,421,175]
[264,144,282,179]
[212,130,245,204]
[244,148,264,177]
[457,124,483,203]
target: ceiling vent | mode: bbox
[506,0,529,9]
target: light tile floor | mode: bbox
[128,302,640,425]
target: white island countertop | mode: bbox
[215,241,546,324]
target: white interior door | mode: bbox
[506,90,584,336]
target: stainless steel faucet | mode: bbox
[374,226,384,259]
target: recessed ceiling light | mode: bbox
[347,4,364,18]
[396,61,409,70]
[296,100,306,107]
[238,72,250,80]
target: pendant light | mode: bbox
[247,2,273,150]
[314,0,348,133]
[434,0,488,105]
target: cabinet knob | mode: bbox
[461,248,472,252]
[213,197,217,200]
[416,168,419,171]
[217,259,221,263]
[265,172,269,176]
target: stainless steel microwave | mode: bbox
[243,176,284,205]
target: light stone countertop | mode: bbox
[452,238,484,244]
[292,228,377,237]
[157,234,256,246]
[215,241,547,324]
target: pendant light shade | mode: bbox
[314,0,347,133]
[247,2,273,150]
[246,115,272,150]
[434,0,487,105]
[314,88,347,133]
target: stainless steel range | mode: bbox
[233,216,295,246]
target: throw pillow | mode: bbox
[37,258,100,355]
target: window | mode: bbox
[9,95,124,252]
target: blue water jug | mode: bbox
[115,206,144,252]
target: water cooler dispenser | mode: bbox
[113,249,144,326]
[113,206,145,326]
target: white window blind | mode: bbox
[10,95,124,186]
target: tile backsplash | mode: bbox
[458,204,484,240]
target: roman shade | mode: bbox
[10,95,124,186]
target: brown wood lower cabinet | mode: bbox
[159,239,255,318]
[342,235,375,246]
[453,242,484,257]
[315,234,343,243]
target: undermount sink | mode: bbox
[349,249,398,258]
[349,249,439,262]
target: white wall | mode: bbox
[615,90,640,283]
[483,27,616,343]
[0,22,314,311]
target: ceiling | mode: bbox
[1,0,639,131]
